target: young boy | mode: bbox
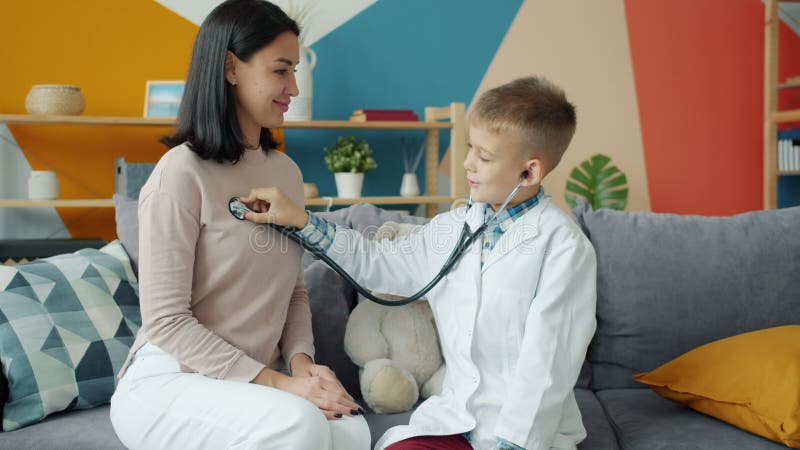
[243,76,597,450]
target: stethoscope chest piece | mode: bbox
[228,197,253,220]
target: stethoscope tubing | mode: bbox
[231,177,525,307]
[273,221,482,306]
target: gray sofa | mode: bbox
[1,202,798,450]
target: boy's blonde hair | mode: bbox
[469,76,576,174]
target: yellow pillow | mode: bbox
[634,325,800,449]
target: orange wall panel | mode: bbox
[625,0,800,215]
[624,0,764,215]
[1,1,198,240]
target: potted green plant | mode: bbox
[565,153,629,210]
[324,136,378,198]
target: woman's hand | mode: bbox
[278,374,362,420]
[252,363,363,421]
[240,187,309,228]
[290,355,363,419]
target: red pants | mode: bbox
[384,434,473,450]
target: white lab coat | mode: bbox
[321,196,597,450]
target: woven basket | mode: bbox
[25,84,85,115]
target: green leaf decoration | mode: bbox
[323,136,378,173]
[565,153,628,210]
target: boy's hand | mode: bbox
[241,187,309,228]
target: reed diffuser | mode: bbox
[400,137,424,197]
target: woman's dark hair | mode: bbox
[161,0,299,163]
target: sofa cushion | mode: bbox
[0,241,140,430]
[574,388,619,450]
[359,389,618,449]
[0,405,125,449]
[596,388,789,450]
[573,203,800,390]
[306,260,360,396]
[112,194,139,274]
[0,364,5,428]
[634,325,800,448]
[0,390,615,450]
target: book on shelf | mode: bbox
[778,129,800,172]
[349,109,419,122]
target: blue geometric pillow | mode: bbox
[0,240,140,430]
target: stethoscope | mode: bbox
[229,171,529,307]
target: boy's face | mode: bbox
[464,124,542,210]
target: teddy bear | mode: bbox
[343,221,446,414]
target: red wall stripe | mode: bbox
[624,0,799,215]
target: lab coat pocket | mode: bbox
[503,318,522,381]
[491,287,526,379]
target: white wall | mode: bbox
[155,0,379,45]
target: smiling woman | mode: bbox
[108,1,371,450]
[160,0,298,163]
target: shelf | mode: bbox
[779,170,800,176]
[0,114,452,130]
[0,196,459,209]
[778,75,800,89]
[772,109,800,123]
[286,121,451,130]
[0,102,467,219]
[0,115,175,126]
[0,199,114,208]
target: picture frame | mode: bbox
[143,80,185,118]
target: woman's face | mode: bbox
[227,31,300,132]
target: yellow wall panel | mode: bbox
[0,1,198,240]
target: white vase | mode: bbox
[334,172,364,198]
[285,46,317,121]
[28,171,59,200]
[400,173,420,197]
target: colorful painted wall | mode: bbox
[1,0,799,241]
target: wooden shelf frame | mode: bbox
[772,109,800,123]
[764,0,800,208]
[0,103,468,217]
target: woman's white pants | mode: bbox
[110,343,371,450]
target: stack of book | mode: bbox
[779,129,800,172]
[349,109,419,122]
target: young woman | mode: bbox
[109,1,370,449]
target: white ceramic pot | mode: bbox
[25,85,85,116]
[285,46,317,121]
[28,171,59,200]
[334,172,364,198]
[400,173,420,197]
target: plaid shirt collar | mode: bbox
[483,186,545,232]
